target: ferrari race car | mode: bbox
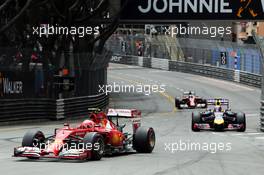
[14,108,155,161]
[175,91,207,109]
[191,99,246,132]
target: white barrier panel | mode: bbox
[234,70,240,83]
[138,57,143,67]
[151,58,169,70]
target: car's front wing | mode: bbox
[193,123,245,131]
[13,147,91,160]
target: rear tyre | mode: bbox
[133,127,155,153]
[236,113,246,132]
[22,130,45,159]
[83,132,105,160]
[175,98,179,108]
[175,98,182,109]
[192,112,201,132]
[202,100,207,108]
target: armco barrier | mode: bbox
[111,55,262,88]
[239,71,262,88]
[0,98,56,122]
[56,93,109,119]
[261,100,264,132]
[169,61,234,81]
[0,93,108,123]
[152,58,169,71]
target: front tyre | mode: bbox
[236,113,246,132]
[22,130,45,159]
[83,132,105,160]
[133,127,155,153]
[175,98,181,109]
[202,100,207,108]
[192,112,201,132]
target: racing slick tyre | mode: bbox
[22,130,45,159]
[83,132,105,160]
[192,112,201,132]
[175,98,182,109]
[202,100,207,108]
[133,127,155,153]
[236,112,246,132]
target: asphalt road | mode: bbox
[1,63,264,175]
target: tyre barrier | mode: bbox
[0,93,109,123]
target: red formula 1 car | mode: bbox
[14,108,155,161]
[175,91,207,109]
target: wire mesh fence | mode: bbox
[106,34,262,74]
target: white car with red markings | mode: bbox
[175,91,207,109]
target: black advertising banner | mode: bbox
[0,71,45,98]
[121,0,264,21]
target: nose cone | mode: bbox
[48,140,64,156]
[214,118,224,125]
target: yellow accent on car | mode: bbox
[214,119,224,125]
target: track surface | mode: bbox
[1,63,264,175]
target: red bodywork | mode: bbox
[186,95,196,107]
[14,109,141,160]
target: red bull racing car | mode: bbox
[14,108,155,161]
[192,99,246,132]
[175,91,207,109]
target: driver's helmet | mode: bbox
[90,112,107,125]
[79,120,95,129]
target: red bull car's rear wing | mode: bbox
[207,98,229,108]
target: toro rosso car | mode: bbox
[175,91,207,109]
[14,108,155,161]
[192,99,246,132]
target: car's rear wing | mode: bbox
[183,91,196,96]
[207,98,229,108]
[107,108,141,133]
[88,108,101,113]
[107,108,141,118]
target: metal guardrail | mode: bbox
[0,98,56,122]
[111,55,262,88]
[239,71,262,88]
[0,93,109,123]
[56,93,109,119]
[261,101,264,132]
[169,61,234,81]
